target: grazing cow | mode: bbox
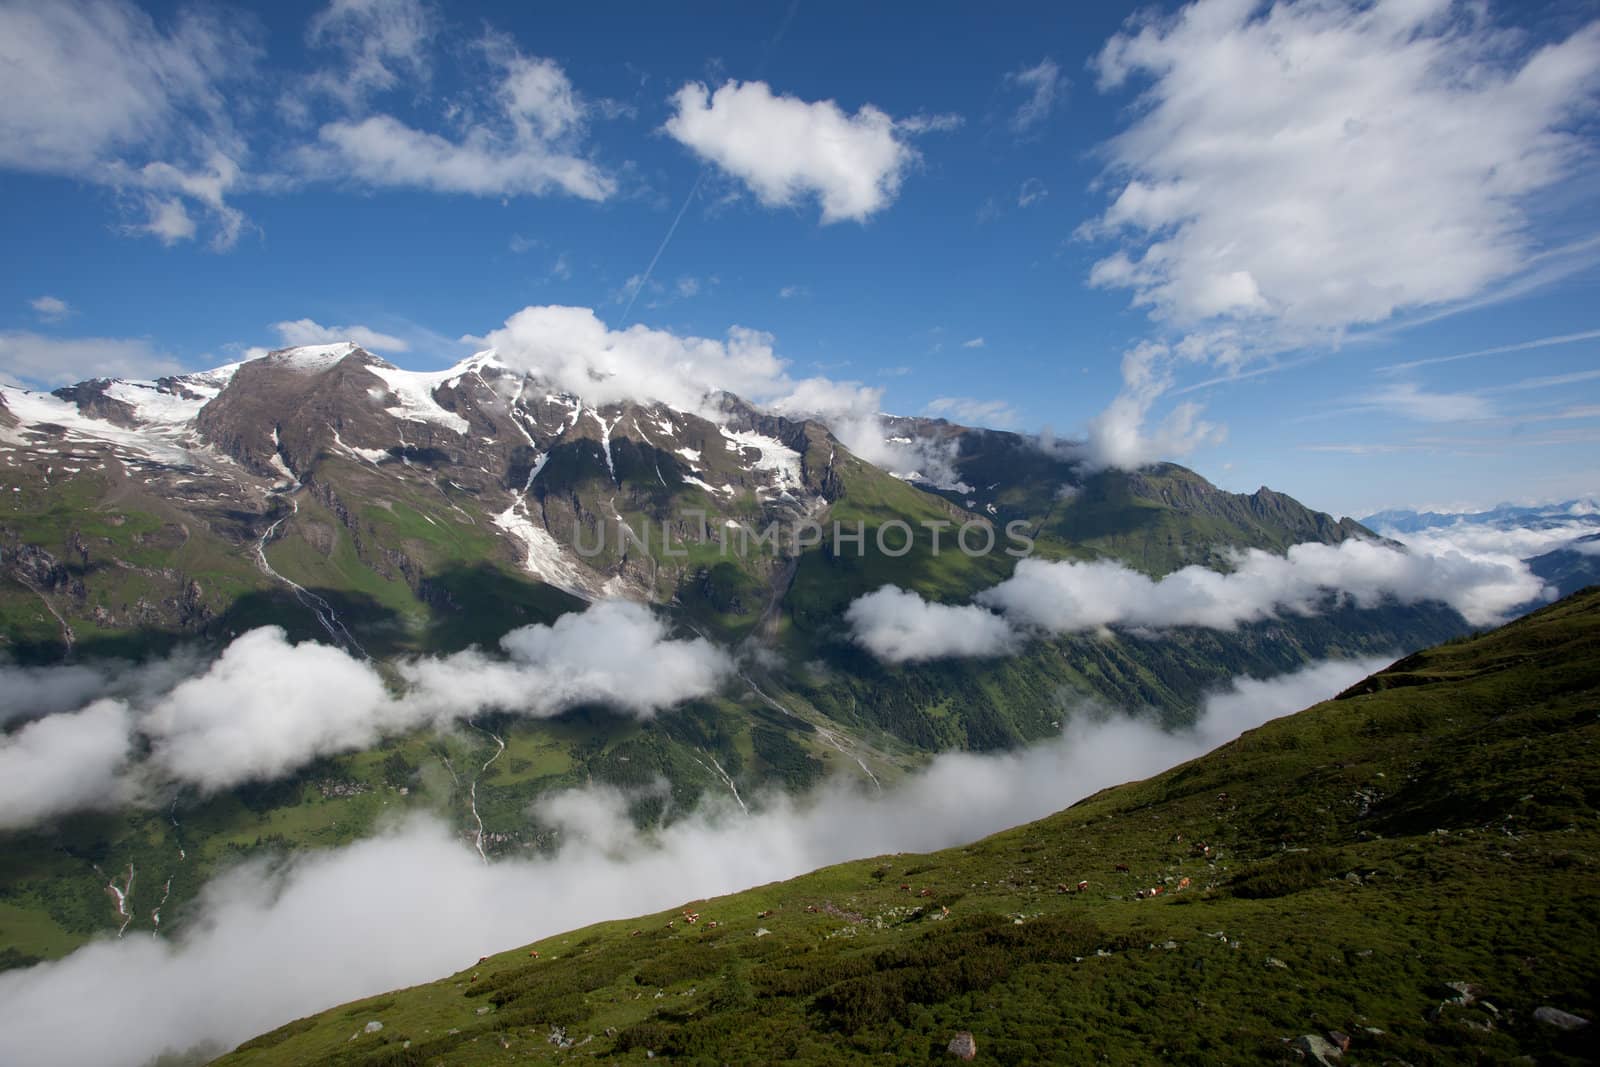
[1178,877,1191,889]
[1216,792,1230,802]
[527,950,539,958]
[918,888,934,898]
[1057,883,1071,894]
[899,883,911,892]
[1151,885,1165,896]
[478,955,489,964]
[805,905,818,913]
[940,905,950,917]
[707,921,719,929]
[665,920,674,929]
[1114,863,1131,873]
[630,930,642,938]
[1077,880,1090,892]
[757,909,773,919]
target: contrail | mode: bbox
[619,0,802,327]
[620,171,706,326]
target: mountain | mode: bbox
[1360,499,1600,535]
[213,587,1600,1066]
[1529,533,1600,600]
[0,344,1467,964]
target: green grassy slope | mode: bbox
[216,588,1600,1066]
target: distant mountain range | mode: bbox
[1362,499,1600,599]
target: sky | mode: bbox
[1,0,1597,517]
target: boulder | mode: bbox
[1533,1006,1591,1031]
[1291,1034,1341,1065]
[948,1031,978,1060]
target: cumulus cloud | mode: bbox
[0,654,1384,1066]
[846,538,1549,662]
[844,586,1017,663]
[0,701,134,830]
[1076,338,1226,469]
[479,304,958,489]
[0,0,256,247]
[1086,0,1600,331]
[664,80,915,223]
[1005,58,1068,134]
[0,331,184,387]
[401,601,732,721]
[143,628,399,792]
[0,604,729,824]
[272,317,410,354]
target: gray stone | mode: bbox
[1291,1033,1342,1065]
[1534,1006,1591,1031]
[948,1032,978,1060]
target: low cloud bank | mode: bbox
[0,655,1386,1067]
[849,538,1547,663]
[0,601,729,827]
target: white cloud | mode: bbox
[845,536,1550,663]
[1018,177,1048,207]
[0,603,730,824]
[0,0,256,248]
[28,296,70,322]
[1076,338,1226,469]
[1190,655,1392,748]
[298,33,614,202]
[961,336,986,349]
[978,539,1544,632]
[303,0,434,111]
[304,113,613,200]
[142,628,400,792]
[0,655,1383,1067]
[1358,382,1494,423]
[400,601,732,721]
[1006,58,1067,133]
[778,284,809,299]
[844,586,1018,663]
[664,80,915,223]
[483,304,793,413]
[271,318,410,354]
[923,396,1018,428]
[1086,0,1600,332]
[0,331,184,387]
[896,111,964,134]
[0,701,133,830]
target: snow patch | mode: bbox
[366,365,471,435]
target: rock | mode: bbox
[1291,1033,1342,1064]
[1266,957,1290,969]
[1533,1006,1591,1031]
[1163,940,1179,950]
[1444,980,1477,1005]
[1327,1030,1350,1051]
[363,1021,383,1034]
[948,1031,978,1060]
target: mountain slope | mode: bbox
[216,587,1600,1066]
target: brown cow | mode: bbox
[527,950,540,958]
[1114,863,1131,873]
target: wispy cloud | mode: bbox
[28,295,71,322]
[1005,58,1067,134]
[1379,328,1600,375]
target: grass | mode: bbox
[213,588,1600,1066]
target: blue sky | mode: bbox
[1,0,1597,518]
